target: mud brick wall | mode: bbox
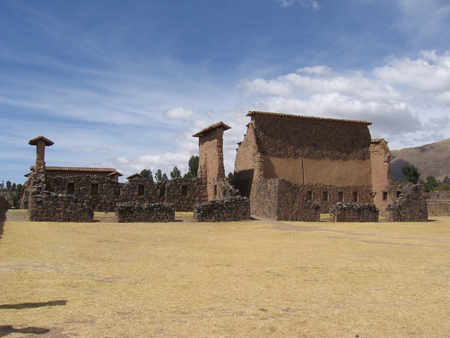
[386,185,428,222]
[251,115,372,161]
[119,178,208,211]
[330,203,379,222]
[193,196,250,222]
[46,175,121,212]
[116,202,175,223]
[426,191,450,216]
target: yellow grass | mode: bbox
[1,212,450,337]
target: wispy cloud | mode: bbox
[276,0,321,10]
[239,50,450,149]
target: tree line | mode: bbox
[398,164,450,192]
[140,155,200,182]
[0,180,24,208]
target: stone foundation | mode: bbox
[116,202,175,223]
[330,203,379,222]
[193,196,250,222]
[386,185,428,222]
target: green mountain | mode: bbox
[390,139,450,182]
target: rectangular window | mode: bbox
[382,192,388,201]
[91,183,99,195]
[214,185,217,196]
[159,186,165,197]
[182,185,188,197]
[306,191,312,200]
[338,191,343,202]
[352,191,358,202]
[67,183,75,194]
[322,191,328,202]
[138,185,144,196]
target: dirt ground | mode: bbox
[1,210,449,337]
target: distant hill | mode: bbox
[390,138,450,182]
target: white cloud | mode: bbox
[164,107,195,121]
[276,0,321,10]
[239,50,450,148]
[277,0,295,7]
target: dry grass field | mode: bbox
[1,210,449,337]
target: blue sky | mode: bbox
[1,0,450,184]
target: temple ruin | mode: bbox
[22,111,428,222]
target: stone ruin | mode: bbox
[426,191,450,216]
[22,111,428,223]
[330,203,379,222]
[386,185,428,222]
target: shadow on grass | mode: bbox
[0,325,50,337]
[0,300,67,310]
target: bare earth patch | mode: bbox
[1,212,449,337]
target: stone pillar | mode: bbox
[28,136,54,174]
[193,122,231,200]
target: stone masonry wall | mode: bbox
[386,184,428,222]
[119,178,208,211]
[46,175,121,212]
[116,203,175,223]
[426,191,450,216]
[193,196,250,222]
[252,115,372,161]
[330,203,379,222]
[250,179,321,221]
[28,174,93,222]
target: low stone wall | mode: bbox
[386,185,428,222]
[250,179,321,221]
[193,196,250,222]
[29,192,93,222]
[330,203,379,222]
[116,202,175,223]
[426,191,450,216]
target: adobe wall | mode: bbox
[386,185,428,222]
[234,123,263,197]
[426,191,450,216]
[116,203,175,223]
[330,203,379,222]
[370,139,391,216]
[234,113,375,201]
[193,196,250,222]
[197,127,227,200]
